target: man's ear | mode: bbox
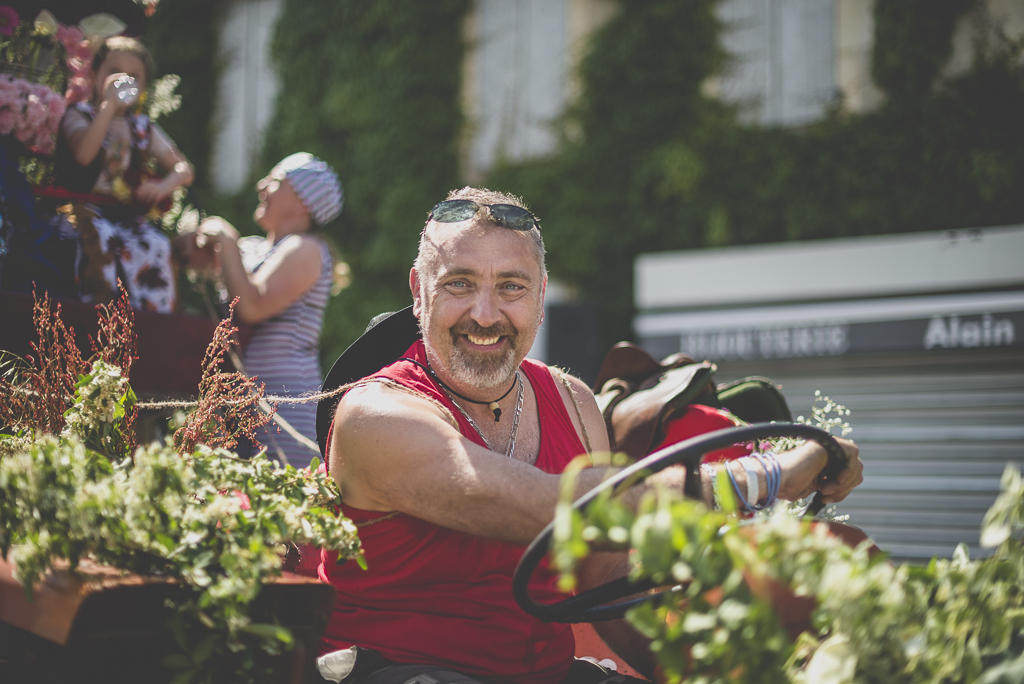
[410,267,423,319]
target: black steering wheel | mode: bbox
[512,423,847,624]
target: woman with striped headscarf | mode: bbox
[185,153,343,467]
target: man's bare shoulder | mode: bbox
[546,368,591,396]
[334,379,456,428]
[328,378,466,511]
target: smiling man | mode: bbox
[316,187,863,684]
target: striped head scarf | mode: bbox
[277,152,344,227]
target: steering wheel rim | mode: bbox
[512,422,847,623]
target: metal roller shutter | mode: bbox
[715,348,1024,564]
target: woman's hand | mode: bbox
[777,437,862,503]
[174,231,219,273]
[198,216,241,246]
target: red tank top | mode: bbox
[319,341,585,684]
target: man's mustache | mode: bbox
[451,323,518,339]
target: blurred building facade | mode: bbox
[208,0,1024,187]
[462,0,1024,176]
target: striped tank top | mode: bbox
[239,234,332,467]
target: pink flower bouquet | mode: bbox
[0,74,66,155]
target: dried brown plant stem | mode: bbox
[173,299,274,455]
[0,288,88,436]
[90,287,139,454]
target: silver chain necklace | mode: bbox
[442,370,524,458]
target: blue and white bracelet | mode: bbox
[725,451,781,511]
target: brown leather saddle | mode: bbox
[593,343,792,461]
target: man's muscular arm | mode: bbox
[329,377,861,546]
[330,381,623,544]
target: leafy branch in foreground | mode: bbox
[0,437,361,682]
[553,460,1024,684]
[61,360,137,457]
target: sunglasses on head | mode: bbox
[428,199,541,232]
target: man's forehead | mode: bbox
[423,220,543,277]
[434,263,537,282]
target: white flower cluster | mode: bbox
[0,434,33,460]
[797,390,853,438]
[62,360,128,439]
[770,390,853,456]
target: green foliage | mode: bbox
[982,467,1024,548]
[0,435,361,682]
[147,73,184,122]
[62,359,137,458]
[0,15,70,94]
[553,465,1024,683]
[553,399,1024,682]
[263,0,470,362]
[144,0,224,190]
[490,0,1024,348]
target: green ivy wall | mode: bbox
[145,0,223,191]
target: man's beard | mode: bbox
[446,323,519,390]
